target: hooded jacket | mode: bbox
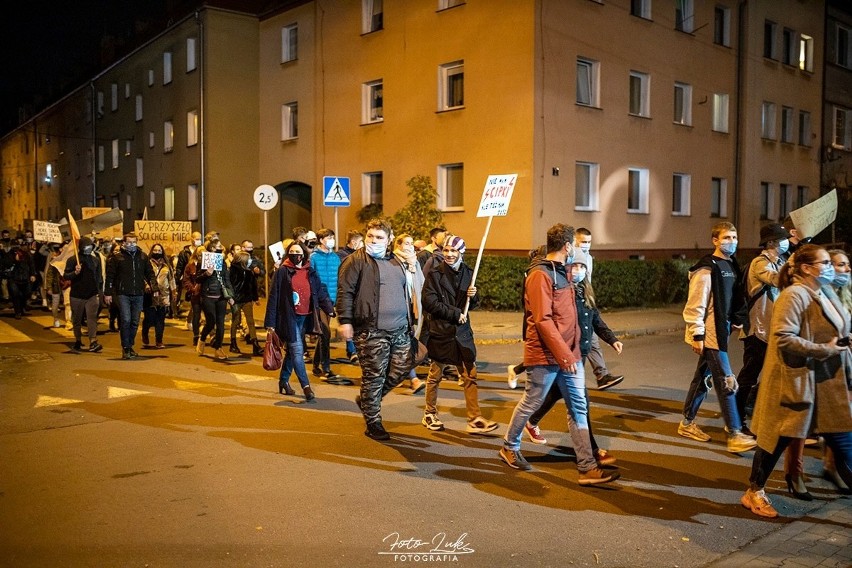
[522,257,581,368]
[682,253,744,351]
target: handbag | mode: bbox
[263,328,284,371]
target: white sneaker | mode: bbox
[53,319,61,328]
[42,299,48,307]
[507,364,518,389]
[727,431,758,453]
[65,322,73,330]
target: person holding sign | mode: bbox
[105,233,155,360]
[195,240,235,361]
[63,237,104,353]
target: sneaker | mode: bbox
[42,299,48,308]
[303,386,316,403]
[121,348,132,360]
[411,378,426,394]
[499,447,532,471]
[53,319,61,328]
[741,424,756,439]
[127,348,138,359]
[740,489,778,518]
[678,421,711,442]
[312,368,326,378]
[727,431,758,453]
[578,467,620,486]
[466,417,499,435]
[597,374,624,390]
[422,413,445,431]
[214,348,228,361]
[525,423,547,445]
[88,341,103,353]
[507,364,519,389]
[349,353,359,364]
[365,421,390,440]
[155,343,165,349]
[196,339,205,356]
[595,448,617,467]
[72,341,83,352]
[141,336,150,346]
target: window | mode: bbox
[187,110,199,146]
[439,61,464,110]
[576,58,599,107]
[779,184,792,220]
[362,172,383,206]
[675,0,694,33]
[838,25,851,69]
[188,184,199,221]
[780,106,794,143]
[164,121,174,153]
[125,83,130,99]
[149,190,156,209]
[362,0,383,34]
[782,28,796,65]
[761,102,776,139]
[111,83,118,111]
[281,102,298,140]
[796,186,808,209]
[711,177,727,217]
[125,194,132,211]
[759,181,774,220]
[631,0,651,19]
[282,24,298,62]
[125,140,132,157]
[438,163,464,211]
[575,162,599,211]
[713,93,729,133]
[798,111,810,146]
[672,173,691,216]
[112,194,120,209]
[798,34,813,72]
[163,52,173,84]
[714,5,731,46]
[439,0,465,8]
[136,159,144,187]
[164,186,175,221]
[362,80,383,123]
[673,82,692,125]
[148,69,154,86]
[135,95,143,121]
[111,139,119,169]
[627,168,649,214]
[833,106,852,150]
[186,38,197,72]
[149,131,155,148]
[97,91,104,117]
[629,71,650,117]
[764,20,778,59]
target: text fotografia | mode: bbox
[379,532,474,562]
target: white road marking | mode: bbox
[35,395,83,407]
[107,386,151,398]
[0,319,33,343]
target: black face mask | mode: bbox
[151,252,164,260]
[288,253,303,266]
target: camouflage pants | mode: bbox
[354,325,413,425]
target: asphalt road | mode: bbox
[0,311,847,567]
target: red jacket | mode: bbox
[522,258,581,369]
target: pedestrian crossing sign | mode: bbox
[323,176,350,207]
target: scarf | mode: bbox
[393,247,417,273]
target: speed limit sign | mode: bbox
[253,184,279,211]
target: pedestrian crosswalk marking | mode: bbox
[0,319,34,343]
[35,395,83,407]
[30,315,74,336]
[108,386,150,399]
[233,373,269,383]
[173,379,209,390]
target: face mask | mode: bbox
[124,243,138,253]
[719,242,737,256]
[288,253,303,266]
[777,239,789,255]
[324,239,335,249]
[365,242,386,259]
[151,252,164,260]
[833,272,851,288]
[193,239,202,247]
[816,264,836,286]
[82,246,93,255]
[25,237,33,243]
[244,249,253,254]
[571,268,587,283]
[579,244,591,254]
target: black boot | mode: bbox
[229,339,241,354]
[251,339,264,356]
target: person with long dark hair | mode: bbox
[195,239,235,361]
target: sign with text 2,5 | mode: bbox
[476,174,517,217]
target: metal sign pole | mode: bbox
[263,209,269,298]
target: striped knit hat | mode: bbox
[443,235,466,254]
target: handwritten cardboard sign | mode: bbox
[476,174,518,218]
[33,220,63,244]
[789,189,837,239]
[82,207,123,240]
[134,220,192,256]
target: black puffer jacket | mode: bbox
[422,261,479,365]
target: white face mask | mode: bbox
[365,242,386,258]
[325,239,335,249]
[578,243,591,253]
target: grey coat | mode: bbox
[751,279,852,453]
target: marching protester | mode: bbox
[310,228,344,382]
[229,250,264,356]
[142,243,176,349]
[64,236,104,353]
[105,233,154,359]
[195,239,235,361]
[45,243,71,328]
[393,233,426,394]
[239,239,266,343]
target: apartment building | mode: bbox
[825,0,852,243]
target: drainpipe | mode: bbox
[90,81,97,207]
[197,11,206,234]
[734,0,747,229]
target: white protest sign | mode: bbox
[82,207,123,240]
[269,241,286,266]
[201,252,223,271]
[134,220,193,256]
[476,174,518,218]
[33,220,63,244]
[789,189,837,239]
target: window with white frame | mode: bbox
[187,38,197,72]
[575,161,599,211]
[439,0,465,9]
[782,28,796,65]
[136,158,144,187]
[164,186,175,221]
[673,82,692,125]
[362,80,383,123]
[362,0,383,34]
[148,69,154,86]
[281,24,298,62]
[838,24,851,69]
[576,57,599,107]
[149,190,156,209]
[135,95,143,121]
[125,83,130,99]
[439,61,464,110]
[362,171,383,206]
[111,139,119,169]
[759,181,774,220]
[111,83,118,111]
[281,102,298,140]
[714,5,731,46]
[164,120,174,152]
[672,173,691,216]
[188,184,199,221]
[796,186,808,209]
[631,0,651,19]
[781,106,794,143]
[675,0,694,33]
[97,91,104,117]
[713,93,729,133]
[833,106,852,150]
[163,52,173,84]
[761,101,777,139]
[764,20,778,59]
[798,110,811,146]
[438,163,464,211]
[711,177,727,217]
[187,110,198,146]
[125,140,131,157]
[111,194,120,209]
[779,183,792,220]
[799,34,813,72]
[627,168,649,214]
[125,194,132,211]
[149,131,155,148]
[629,71,650,117]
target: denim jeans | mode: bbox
[503,364,596,472]
[280,314,311,390]
[116,294,144,349]
[683,348,742,432]
[750,432,852,489]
